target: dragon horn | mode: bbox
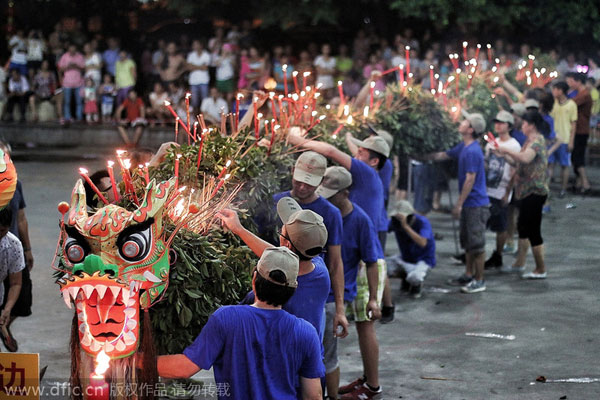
[67,180,88,228]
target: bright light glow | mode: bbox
[94,350,110,376]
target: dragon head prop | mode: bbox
[57,178,177,360]
[0,148,17,211]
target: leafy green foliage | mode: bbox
[144,130,295,354]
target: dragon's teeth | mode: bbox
[123,331,136,345]
[122,288,130,305]
[123,308,136,318]
[82,285,94,299]
[105,341,114,353]
[115,339,126,352]
[62,292,72,309]
[81,334,91,346]
[89,339,101,352]
[79,323,87,333]
[126,318,137,330]
[108,286,121,299]
[68,286,80,300]
[96,285,108,299]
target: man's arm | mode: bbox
[236,91,268,132]
[345,132,359,156]
[398,215,427,248]
[421,151,450,162]
[364,261,381,320]
[452,172,476,219]
[287,130,352,170]
[157,354,200,379]
[327,245,349,338]
[568,121,576,151]
[17,209,33,270]
[300,377,323,400]
[0,271,22,326]
[218,209,271,257]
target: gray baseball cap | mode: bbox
[276,197,328,258]
[316,166,353,199]
[293,151,327,187]
[493,110,515,125]
[462,111,486,134]
[351,136,390,157]
[256,247,299,288]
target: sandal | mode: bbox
[1,325,18,352]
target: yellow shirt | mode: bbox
[115,59,136,89]
[550,99,577,143]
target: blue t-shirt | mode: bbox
[239,256,330,359]
[328,203,381,303]
[511,129,527,146]
[349,158,387,232]
[9,181,25,238]
[389,215,436,267]
[273,191,343,247]
[542,114,556,141]
[184,306,324,400]
[102,49,119,76]
[283,256,330,350]
[378,158,393,206]
[446,141,489,208]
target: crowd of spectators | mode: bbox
[1,24,599,138]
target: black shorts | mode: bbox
[571,134,589,171]
[487,198,508,233]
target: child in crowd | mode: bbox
[99,74,116,123]
[83,77,98,123]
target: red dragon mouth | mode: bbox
[60,272,142,358]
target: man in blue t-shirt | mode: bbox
[219,197,331,354]
[157,247,324,400]
[427,112,490,294]
[272,151,348,339]
[345,126,396,322]
[316,166,384,400]
[387,199,436,298]
[286,132,389,242]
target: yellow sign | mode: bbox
[0,353,39,400]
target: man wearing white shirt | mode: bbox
[200,87,228,124]
[186,40,211,111]
[483,111,521,270]
[4,69,30,123]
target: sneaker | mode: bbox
[409,284,422,299]
[380,305,395,324]
[451,253,466,265]
[522,271,547,279]
[340,383,382,400]
[461,279,486,293]
[542,205,551,214]
[500,265,525,273]
[484,251,503,269]
[503,243,517,255]
[339,376,366,394]
[447,274,473,286]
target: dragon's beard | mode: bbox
[62,273,141,359]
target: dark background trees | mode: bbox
[1,0,599,53]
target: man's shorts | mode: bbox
[548,143,570,167]
[460,206,490,254]
[322,259,386,374]
[351,259,386,322]
[487,198,508,233]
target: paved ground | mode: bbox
[8,146,600,399]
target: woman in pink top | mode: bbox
[57,43,85,121]
[363,53,385,92]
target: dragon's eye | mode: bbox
[118,227,151,262]
[65,238,86,264]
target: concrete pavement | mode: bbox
[8,147,600,399]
